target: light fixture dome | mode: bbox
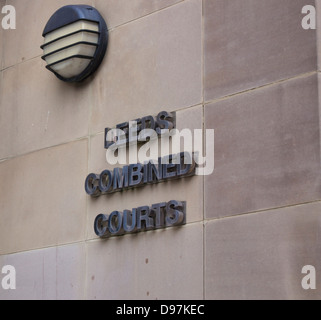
[41,5,108,82]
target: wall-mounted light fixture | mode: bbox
[41,5,108,82]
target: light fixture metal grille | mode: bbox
[41,5,108,82]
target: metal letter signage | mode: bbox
[94,201,186,238]
[85,110,192,240]
[85,152,195,197]
[105,111,176,149]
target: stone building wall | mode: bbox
[0,0,320,300]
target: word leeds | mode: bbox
[105,111,175,149]
[94,200,186,238]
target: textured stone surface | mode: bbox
[316,0,321,71]
[0,58,92,159]
[90,0,202,134]
[205,74,321,219]
[86,223,203,300]
[205,202,321,300]
[204,0,317,101]
[0,140,88,255]
[94,0,183,29]
[0,243,86,300]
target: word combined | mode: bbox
[85,152,195,197]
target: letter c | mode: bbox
[108,211,124,235]
[94,214,109,237]
[198,305,205,315]
[85,173,101,197]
